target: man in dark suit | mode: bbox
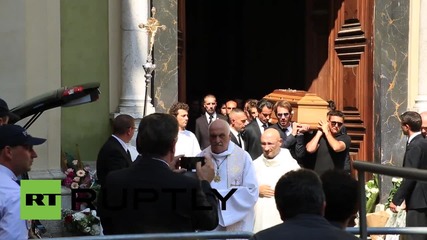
[102,113,218,234]
[243,99,274,160]
[96,114,135,186]
[96,114,135,234]
[228,108,247,149]
[195,94,227,149]
[249,168,359,240]
[390,111,427,240]
[421,111,427,137]
[269,100,310,166]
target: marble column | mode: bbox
[114,0,155,147]
[414,0,427,113]
[117,0,155,120]
[373,0,410,202]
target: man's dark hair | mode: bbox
[168,102,190,116]
[327,110,345,121]
[321,169,359,224]
[112,114,135,135]
[256,99,273,113]
[400,111,422,132]
[275,168,325,220]
[136,113,178,156]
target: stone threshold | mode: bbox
[28,168,66,180]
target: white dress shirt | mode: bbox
[0,164,28,239]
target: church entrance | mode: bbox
[178,0,374,165]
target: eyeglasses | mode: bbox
[330,121,343,127]
[276,113,290,118]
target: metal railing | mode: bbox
[47,231,253,240]
[352,160,427,239]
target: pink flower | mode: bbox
[67,171,75,178]
[63,177,73,188]
[73,176,81,182]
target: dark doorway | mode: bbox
[185,0,306,107]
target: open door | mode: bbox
[306,0,374,168]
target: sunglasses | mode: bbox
[276,113,290,118]
[330,121,343,127]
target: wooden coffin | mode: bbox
[263,89,329,129]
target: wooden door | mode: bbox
[306,0,374,164]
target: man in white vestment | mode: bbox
[253,128,301,233]
[169,102,201,157]
[198,119,259,233]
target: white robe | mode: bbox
[199,142,259,233]
[252,148,301,233]
[175,130,201,157]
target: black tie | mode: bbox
[127,149,132,160]
[208,115,214,124]
[15,179,21,186]
[262,123,268,130]
[237,132,242,147]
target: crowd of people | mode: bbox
[2,94,427,239]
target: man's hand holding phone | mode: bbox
[196,154,214,182]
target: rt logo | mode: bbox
[20,180,62,220]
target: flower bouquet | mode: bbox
[365,174,379,213]
[62,208,101,236]
[62,148,100,209]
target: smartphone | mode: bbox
[180,157,205,171]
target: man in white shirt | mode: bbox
[0,125,46,240]
[198,118,258,232]
[253,128,300,233]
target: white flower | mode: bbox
[72,212,85,221]
[72,160,79,165]
[91,210,97,217]
[83,227,91,233]
[70,182,79,189]
[76,170,86,177]
[392,177,402,183]
[90,224,101,235]
[73,176,80,182]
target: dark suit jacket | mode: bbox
[96,136,133,234]
[249,214,359,240]
[96,136,132,186]
[101,155,219,234]
[195,113,227,149]
[242,119,263,160]
[269,123,306,161]
[393,134,427,210]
